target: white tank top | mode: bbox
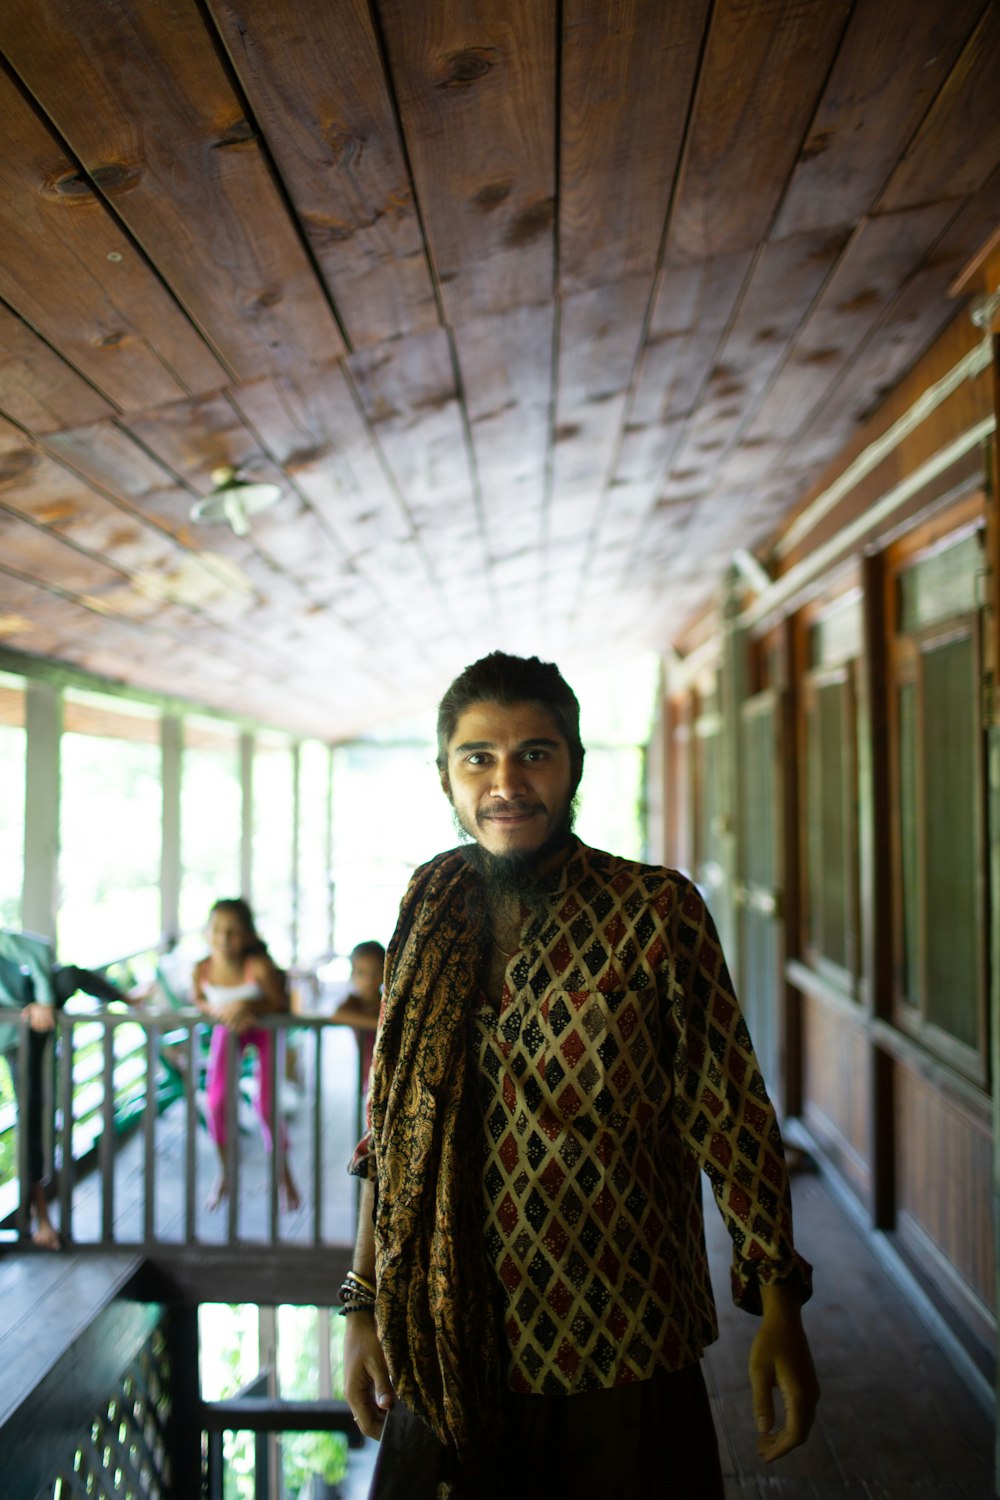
[202,977,262,1005]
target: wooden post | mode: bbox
[779,617,803,1119]
[719,568,748,977]
[22,680,60,940]
[987,327,1000,1495]
[240,731,255,903]
[165,1304,203,1499]
[859,550,895,1231]
[160,715,182,946]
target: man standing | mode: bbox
[344,653,818,1498]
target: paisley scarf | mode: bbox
[368,848,504,1463]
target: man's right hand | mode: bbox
[344,1311,395,1438]
[24,1003,55,1032]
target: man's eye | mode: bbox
[467,753,489,766]
[523,750,546,762]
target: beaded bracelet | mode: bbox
[338,1273,376,1317]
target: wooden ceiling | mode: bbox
[0,0,999,738]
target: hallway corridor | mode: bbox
[704,1164,994,1498]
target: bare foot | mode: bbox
[206,1177,229,1211]
[32,1219,61,1251]
[281,1170,302,1213]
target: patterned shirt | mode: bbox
[354,841,810,1398]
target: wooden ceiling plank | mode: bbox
[32,416,375,669]
[547,278,651,544]
[121,389,358,601]
[559,0,709,294]
[0,304,115,434]
[44,418,325,641]
[0,0,345,382]
[730,203,961,481]
[774,0,988,238]
[0,70,228,411]
[347,328,477,518]
[452,303,554,557]
[877,2,1000,214]
[614,252,754,487]
[663,230,848,498]
[205,0,438,350]
[767,171,1000,490]
[586,253,752,578]
[227,367,416,560]
[0,572,327,733]
[667,0,852,262]
[375,0,556,324]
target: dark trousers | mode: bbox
[369,1362,725,1500]
[6,965,124,1184]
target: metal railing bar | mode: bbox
[184,1025,198,1244]
[15,1020,29,1240]
[268,1025,280,1244]
[312,1028,323,1246]
[59,1016,74,1242]
[225,1029,239,1245]
[100,1024,116,1242]
[199,1397,359,1434]
[143,1027,157,1242]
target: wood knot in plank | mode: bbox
[0,448,39,486]
[48,170,94,198]
[436,48,497,89]
[472,181,511,212]
[90,163,142,194]
[247,289,283,314]
[325,124,365,167]
[799,130,833,163]
[212,119,257,150]
[505,197,554,247]
[286,444,331,471]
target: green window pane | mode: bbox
[898,681,918,1002]
[922,636,978,1047]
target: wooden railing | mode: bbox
[15,1007,364,1256]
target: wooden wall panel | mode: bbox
[895,1063,994,1333]
[800,989,870,1202]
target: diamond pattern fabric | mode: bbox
[472,843,810,1395]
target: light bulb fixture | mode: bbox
[190,464,283,536]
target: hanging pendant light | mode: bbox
[190,465,283,536]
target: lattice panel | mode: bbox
[45,1327,172,1500]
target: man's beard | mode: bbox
[455,796,577,909]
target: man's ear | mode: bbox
[439,767,452,800]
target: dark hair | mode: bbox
[209,897,267,959]
[350,939,386,966]
[436,651,585,792]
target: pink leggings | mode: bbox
[205,1025,285,1151]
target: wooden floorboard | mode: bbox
[702,1170,996,1498]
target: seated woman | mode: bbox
[192,898,300,1211]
